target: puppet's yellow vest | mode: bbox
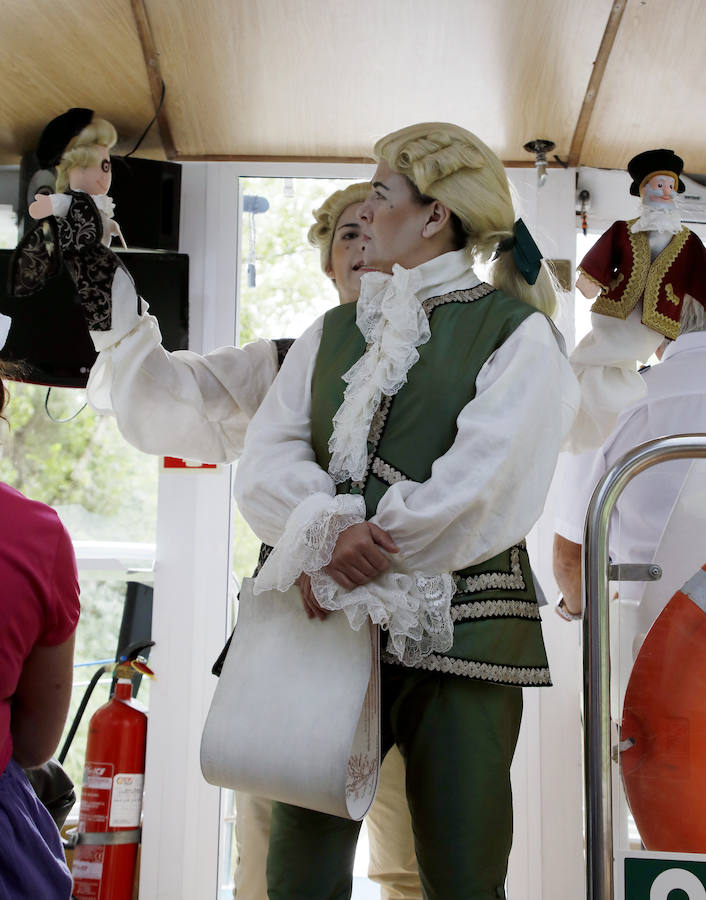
[311,285,551,687]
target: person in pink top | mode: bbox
[0,363,81,899]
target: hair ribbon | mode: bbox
[496,218,543,285]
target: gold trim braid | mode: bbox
[453,545,526,594]
[382,650,551,686]
[642,227,690,339]
[591,221,650,320]
[450,599,541,623]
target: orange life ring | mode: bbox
[621,563,706,852]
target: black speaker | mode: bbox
[0,249,189,388]
[18,155,181,251]
[109,156,181,251]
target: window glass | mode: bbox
[0,203,18,248]
[1,384,158,805]
[224,175,376,899]
[0,383,158,542]
[232,176,363,584]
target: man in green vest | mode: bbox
[235,122,579,900]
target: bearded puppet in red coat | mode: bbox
[567,149,706,452]
[577,149,706,341]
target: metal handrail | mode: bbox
[583,434,706,900]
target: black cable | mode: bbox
[57,665,106,764]
[125,80,166,158]
[44,387,87,423]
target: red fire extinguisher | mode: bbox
[71,646,155,900]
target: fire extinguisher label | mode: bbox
[109,773,145,827]
[80,763,114,831]
[82,763,113,791]
[71,846,104,899]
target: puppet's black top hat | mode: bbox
[36,108,94,169]
[628,148,685,196]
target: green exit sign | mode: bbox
[625,857,706,899]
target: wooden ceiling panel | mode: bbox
[0,0,159,163]
[134,0,614,161]
[581,0,706,172]
[6,0,697,170]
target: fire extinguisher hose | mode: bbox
[58,641,155,764]
[57,664,107,764]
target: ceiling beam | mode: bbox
[130,0,177,160]
[568,0,627,167]
[171,156,561,167]
[173,154,373,164]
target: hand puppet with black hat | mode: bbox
[576,148,706,340]
[565,148,706,453]
[8,108,136,334]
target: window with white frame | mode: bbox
[224,168,379,900]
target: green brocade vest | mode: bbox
[310,284,551,688]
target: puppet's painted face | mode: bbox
[68,145,112,195]
[642,173,676,205]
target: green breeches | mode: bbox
[266,664,523,900]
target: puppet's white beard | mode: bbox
[631,199,683,235]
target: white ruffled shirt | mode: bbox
[85,295,279,461]
[82,246,578,665]
[234,250,580,664]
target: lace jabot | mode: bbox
[327,250,480,484]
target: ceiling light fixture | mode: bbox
[523,139,556,188]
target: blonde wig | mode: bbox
[55,118,118,193]
[308,182,370,272]
[374,123,558,317]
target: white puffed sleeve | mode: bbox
[234,317,371,593]
[49,194,71,217]
[370,313,580,573]
[86,285,279,463]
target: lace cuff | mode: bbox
[310,568,455,666]
[253,492,366,594]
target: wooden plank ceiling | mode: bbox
[1,0,704,173]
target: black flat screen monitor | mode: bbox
[0,249,189,388]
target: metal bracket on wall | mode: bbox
[608,563,662,582]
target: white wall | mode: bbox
[506,167,587,900]
[139,163,238,900]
